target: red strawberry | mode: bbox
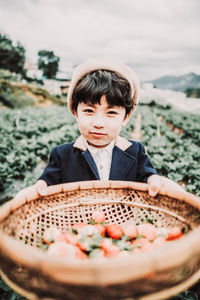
[100,239,120,257]
[89,249,104,259]
[132,238,153,252]
[167,226,183,241]
[65,231,78,245]
[132,237,151,248]
[92,210,106,223]
[55,231,81,245]
[95,224,106,237]
[77,240,89,252]
[47,242,76,258]
[106,224,123,239]
[54,233,68,243]
[72,223,87,234]
[137,223,157,241]
[122,222,138,239]
[43,227,61,244]
[75,247,88,260]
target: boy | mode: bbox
[15,57,184,199]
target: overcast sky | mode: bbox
[0,0,200,80]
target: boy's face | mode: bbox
[75,95,131,148]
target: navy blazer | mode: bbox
[39,136,157,186]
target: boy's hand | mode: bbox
[14,180,48,200]
[147,174,161,197]
[35,180,48,196]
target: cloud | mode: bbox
[0,0,200,80]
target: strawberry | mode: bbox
[77,231,102,252]
[122,222,138,239]
[92,210,106,223]
[137,223,157,241]
[167,226,183,241]
[82,225,99,236]
[132,237,151,248]
[43,227,61,244]
[47,242,76,258]
[54,233,68,243]
[100,239,120,257]
[75,247,88,260]
[55,231,78,245]
[132,238,153,252]
[65,231,79,245]
[106,224,123,239]
[95,224,106,237]
[72,223,87,234]
[77,239,90,252]
[156,227,169,239]
[89,248,104,259]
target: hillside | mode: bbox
[145,72,200,92]
[0,79,65,108]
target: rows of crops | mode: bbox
[0,102,199,204]
[138,102,200,196]
[0,106,79,202]
[0,101,200,299]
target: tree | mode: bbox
[185,87,200,98]
[0,34,26,75]
[37,50,60,79]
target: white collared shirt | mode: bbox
[86,140,115,180]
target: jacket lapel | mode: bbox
[74,135,135,181]
[109,146,136,180]
[81,150,100,180]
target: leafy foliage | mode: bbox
[185,87,200,98]
[169,290,199,300]
[0,34,26,75]
[0,277,26,300]
[138,103,200,196]
[0,106,79,202]
[37,50,60,79]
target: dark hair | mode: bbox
[72,70,133,115]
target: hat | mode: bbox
[67,56,140,114]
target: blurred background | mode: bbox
[0,0,200,299]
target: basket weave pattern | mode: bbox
[0,180,200,300]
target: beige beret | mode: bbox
[67,56,140,114]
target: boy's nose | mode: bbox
[92,115,105,128]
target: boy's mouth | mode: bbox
[90,132,106,137]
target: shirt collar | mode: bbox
[73,135,132,151]
[85,140,115,156]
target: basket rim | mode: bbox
[0,180,200,285]
[0,180,200,219]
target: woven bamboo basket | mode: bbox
[1,180,200,300]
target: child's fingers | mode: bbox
[148,185,159,197]
[147,175,161,197]
[35,180,48,196]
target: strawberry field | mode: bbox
[0,100,200,299]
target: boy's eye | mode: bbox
[107,110,118,115]
[83,109,94,113]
